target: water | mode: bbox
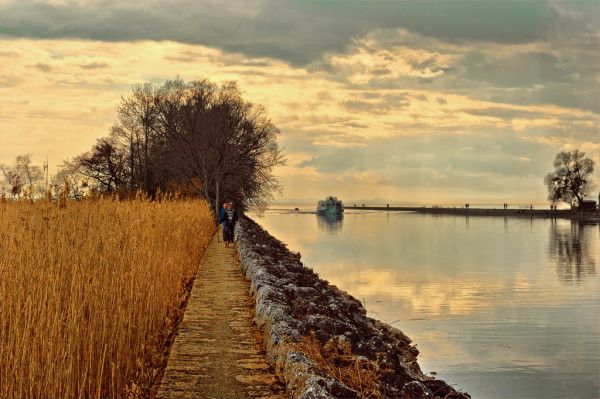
[250,207,600,399]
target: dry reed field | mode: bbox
[0,195,214,398]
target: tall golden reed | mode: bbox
[0,196,214,398]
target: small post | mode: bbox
[44,156,49,192]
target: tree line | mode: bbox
[1,79,284,214]
[1,78,596,211]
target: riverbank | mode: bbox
[236,216,470,399]
[345,206,600,221]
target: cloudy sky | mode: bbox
[0,0,598,205]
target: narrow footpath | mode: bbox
[155,233,285,399]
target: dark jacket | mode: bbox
[219,208,238,226]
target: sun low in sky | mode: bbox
[0,0,598,205]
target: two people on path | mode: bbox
[219,201,238,247]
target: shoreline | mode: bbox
[344,206,600,221]
[236,216,470,398]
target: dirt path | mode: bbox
[155,233,285,399]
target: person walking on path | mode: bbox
[218,202,227,243]
[219,201,238,247]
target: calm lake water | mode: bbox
[250,207,600,399]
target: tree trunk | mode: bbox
[129,139,135,191]
[202,160,210,203]
[144,126,149,191]
[214,179,220,218]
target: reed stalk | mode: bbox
[0,196,214,398]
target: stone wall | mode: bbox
[236,217,470,399]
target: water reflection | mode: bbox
[548,220,597,284]
[252,210,600,398]
[316,213,343,234]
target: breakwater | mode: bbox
[236,217,470,399]
[346,206,600,221]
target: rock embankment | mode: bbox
[236,217,470,399]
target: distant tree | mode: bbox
[68,137,128,193]
[544,150,595,208]
[0,164,23,198]
[0,154,44,198]
[52,166,88,200]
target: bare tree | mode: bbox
[212,84,284,211]
[114,83,159,192]
[153,79,284,213]
[67,78,284,212]
[52,165,88,200]
[0,165,23,198]
[544,150,595,208]
[153,79,216,202]
[0,154,44,198]
[68,137,128,193]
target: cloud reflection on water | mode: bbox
[251,209,600,398]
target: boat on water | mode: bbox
[316,196,344,215]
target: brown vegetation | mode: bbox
[293,332,387,398]
[0,196,214,398]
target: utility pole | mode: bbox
[44,156,49,192]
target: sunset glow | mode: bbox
[1,0,598,204]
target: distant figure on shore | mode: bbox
[465,203,470,209]
[219,201,238,248]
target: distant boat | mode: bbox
[317,196,344,215]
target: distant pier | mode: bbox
[345,205,600,221]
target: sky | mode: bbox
[0,0,598,205]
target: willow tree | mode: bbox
[544,150,595,208]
